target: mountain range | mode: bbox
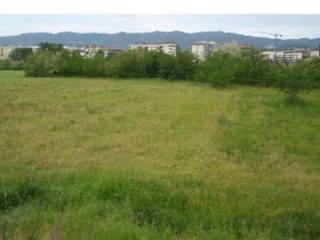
[0,31,319,49]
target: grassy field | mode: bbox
[1,71,320,239]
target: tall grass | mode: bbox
[1,71,320,239]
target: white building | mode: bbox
[310,50,320,58]
[191,41,218,60]
[128,42,179,56]
[262,49,313,63]
[76,45,123,58]
[0,46,16,60]
[0,45,39,60]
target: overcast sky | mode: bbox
[0,15,320,39]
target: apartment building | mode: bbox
[262,49,316,63]
[128,42,179,56]
[191,41,218,60]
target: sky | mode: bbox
[0,15,320,39]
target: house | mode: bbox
[191,41,218,60]
[128,42,179,56]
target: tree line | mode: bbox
[1,42,320,101]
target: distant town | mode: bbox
[1,40,320,63]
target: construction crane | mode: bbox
[252,31,283,62]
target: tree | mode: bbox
[110,50,144,78]
[142,51,162,77]
[56,50,85,76]
[9,48,33,61]
[276,60,315,101]
[219,41,241,56]
[158,53,177,79]
[24,51,59,77]
[83,53,111,77]
[172,51,197,80]
[195,50,238,86]
[235,48,274,86]
[39,42,63,53]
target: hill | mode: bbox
[0,31,319,49]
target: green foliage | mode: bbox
[56,50,85,76]
[23,45,319,99]
[82,54,112,77]
[173,51,197,80]
[0,59,24,70]
[24,51,59,77]
[9,48,33,61]
[196,50,238,86]
[235,48,274,86]
[276,60,316,101]
[111,50,145,78]
[24,49,196,80]
[39,42,63,53]
[196,48,275,87]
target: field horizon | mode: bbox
[1,71,320,239]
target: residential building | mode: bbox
[0,46,17,60]
[0,45,39,60]
[310,49,320,58]
[79,44,123,58]
[191,41,218,60]
[262,49,313,63]
[128,42,179,56]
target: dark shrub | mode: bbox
[24,51,59,77]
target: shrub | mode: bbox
[196,50,238,86]
[111,50,145,78]
[235,48,274,86]
[0,59,24,70]
[82,54,112,77]
[56,50,85,76]
[9,48,33,61]
[172,51,197,80]
[24,51,59,77]
[39,42,63,53]
[276,60,316,101]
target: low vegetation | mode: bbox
[1,71,320,239]
[22,42,320,101]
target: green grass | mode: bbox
[1,71,320,239]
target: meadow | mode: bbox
[0,71,320,239]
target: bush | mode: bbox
[196,50,238,86]
[9,48,33,61]
[82,54,112,77]
[56,50,85,76]
[111,50,145,78]
[235,48,274,86]
[39,42,63,53]
[24,51,59,77]
[22,45,319,99]
[0,59,24,70]
[196,48,275,87]
[172,51,197,80]
[276,60,316,101]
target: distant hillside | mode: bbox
[0,31,319,49]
